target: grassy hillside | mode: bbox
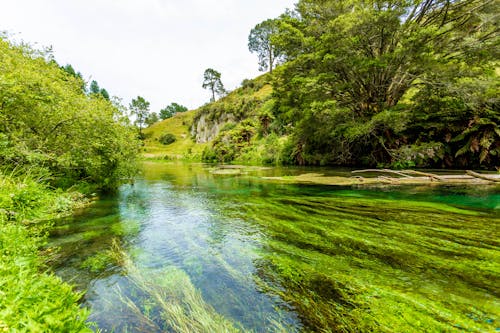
[142,110,206,160]
[142,74,272,161]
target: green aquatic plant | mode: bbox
[240,193,499,332]
[47,163,500,332]
[109,243,242,332]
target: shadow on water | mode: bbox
[49,162,500,332]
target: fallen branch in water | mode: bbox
[352,169,413,178]
[466,170,500,183]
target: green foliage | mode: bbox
[160,102,188,120]
[248,19,283,73]
[145,112,159,127]
[202,68,226,102]
[0,172,91,332]
[89,80,100,94]
[0,38,140,190]
[129,96,151,135]
[89,80,109,100]
[159,133,177,145]
[202,120,257,163]
[262,0,499,169]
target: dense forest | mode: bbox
[0,37,139,330]
[198,0,499,170]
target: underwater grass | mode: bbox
[46,163,500,332]
[238,192,499,332]
[108,242,242,333]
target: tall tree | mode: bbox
[89,80,110,100]
[160,102,188,120]
[89,80,100,95]
[248,18,282,73]
[202,68,226,102]
[145,112,159,126]
[271,0,499,167]
[129,96,150,135]
[277,0,498,115]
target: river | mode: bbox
[49,162,499,332]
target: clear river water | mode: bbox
[49,162,499,332]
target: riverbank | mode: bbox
[0,171,93,332]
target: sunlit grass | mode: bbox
[142,110,206,160]
[0,171,91,332]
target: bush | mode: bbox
[159,133,177,145]
[0,38,140,191]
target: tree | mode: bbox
[160,102,188,120]
[269,0,499,167]
[89,80,110,100]
[278,0,498,115]
[0,37,140,190]
[89,80,100,94]
[129,96,150,135]
[145,112,159,126]
[248,18,282,73]
[202,68,226,102]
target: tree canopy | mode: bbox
[129,96,150,135]
[248,18,283,73]
[269,0,499,168]
[0,37,140,190]
[202,68,226,102]
[160,102,188,120]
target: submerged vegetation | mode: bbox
[47,163,499,332]
[245,192,499,332]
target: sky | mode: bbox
[1,0,296,112]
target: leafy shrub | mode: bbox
[159,133,177,145]
[0,38,140,191]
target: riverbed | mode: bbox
[49,162,499,332]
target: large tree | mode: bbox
[248,18,283,73]
[129,96,150,135]
[160,102,188,120]
[271,0,499,167]
[202,68,226,102]
[278,0,498,115]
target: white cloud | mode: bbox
[0,0,296,111]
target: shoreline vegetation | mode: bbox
[0,36,139,331]
[0,171,93,332]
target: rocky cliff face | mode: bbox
[191,113,236,143]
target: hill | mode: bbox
[142,110,205,160]
[142,74,273,162]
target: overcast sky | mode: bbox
[1,0,296,112]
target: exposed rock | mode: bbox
[191,113,236,143]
